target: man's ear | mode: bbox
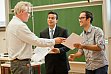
[56,20,58,24]
[87,18,91,22]
[18,10,24,15]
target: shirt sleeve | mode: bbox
[94,28,105,50]
[16,24,55,47]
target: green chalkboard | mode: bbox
[10,0,87,8]
[29,5,103,36]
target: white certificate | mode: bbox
[62,33,83,50]
[31,47,52,62]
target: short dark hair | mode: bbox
[48,11,58,20]
[81,11,93,23]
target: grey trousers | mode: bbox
[10,60,32,74]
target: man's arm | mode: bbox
[74,27,105,51]
[74,43,102,51]
[68,51,83,61]
[17,24,64,47]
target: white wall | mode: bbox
[0,31,7,53]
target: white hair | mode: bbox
[14,1,32,15]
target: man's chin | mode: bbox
[24,20,28,22]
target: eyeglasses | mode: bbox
[27,11,31,14]
[79,17,86,20]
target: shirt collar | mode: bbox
[13,16,23,22]
[49,25,56,32]
[84,25,93,34]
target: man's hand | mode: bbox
[68,54,75,61]
[54,37,66,44]
[50,48,60,54]
[73,43,83,49]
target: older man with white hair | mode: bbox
[6,1,64,74]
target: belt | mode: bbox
[12,58,31,61]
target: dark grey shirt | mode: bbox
[79,25,108,70]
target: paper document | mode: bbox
[31,47,52,62]
[62,33,83,50]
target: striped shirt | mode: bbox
[79,25,108,70]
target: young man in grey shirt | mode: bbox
[69,11,108,74]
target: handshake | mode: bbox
[54,37,66,44]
